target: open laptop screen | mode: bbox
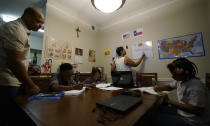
[111,71,134,87]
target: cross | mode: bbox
[76,27,81,38]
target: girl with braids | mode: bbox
[153,58,210,126]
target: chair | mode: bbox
[31,77,51,92]
[76,73,92,82]
[95,67,104,74]
[206,73,210,90]
[136,73,158,87]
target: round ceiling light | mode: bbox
[91,0,126,13]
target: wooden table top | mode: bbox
[16,88,160,126]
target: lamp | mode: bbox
[91,0,126,13]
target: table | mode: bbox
[16,88,160,126]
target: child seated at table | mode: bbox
[82,67,103,85]
[152,58,210,126]
[96,67,107,83]
[50,63,83,91]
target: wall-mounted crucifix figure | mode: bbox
[76,27,81,38]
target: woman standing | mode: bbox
[112,47,145,71]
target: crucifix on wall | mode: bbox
[76,27,81,38]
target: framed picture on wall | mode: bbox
[104,49,111,57]
[75,48,83,56]
[88,49,96,62]
[158,32,205,59]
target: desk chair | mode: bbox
[76,73,92,82]
[31,77,51,92]
[206,73,210,90]
[136,73,158,87]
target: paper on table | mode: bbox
[138,87,158,95]
[99,87,123,91]
[64,87,86,95]
[96,83,111,88]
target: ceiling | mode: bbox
[49,0,177,29]
[0,0,203,30]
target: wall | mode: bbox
[42,0,210,80]
[208,0,210,27]
[42,0,99,73]
[97,0,210,81]
[30,34,43,50]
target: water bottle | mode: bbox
[137,81,142,88]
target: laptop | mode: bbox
[96,93,142,114]
[111,71,134,87]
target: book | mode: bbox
[36,92,60,97]
[28,92,64,100]
[131,87,159,95]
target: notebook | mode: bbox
[111,71,134,87]
[28,92,64,100]
[96,93,142,114]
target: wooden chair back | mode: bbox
[76,73,92,82]
[31,77,51,92]
[136,73,158,87]
[206,73,210,90]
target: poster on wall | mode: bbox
[74,55,83,64]
[122,32,131,41]
[104,49,111,57]
[158,32,205,59]
[75,48,83,56]
[74,48,83,64]
[133,28,143,38]
[88,49,96,62]
[132,41,153,59]
[45,36,72,61]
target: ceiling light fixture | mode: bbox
[91,0,126,13]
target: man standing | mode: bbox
[0,8,44,125]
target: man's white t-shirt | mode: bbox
[0,18,30,87]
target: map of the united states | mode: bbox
[160,36,197,57]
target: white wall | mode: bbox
[208,0,210,26]
[42,0,210,80]
[42,1,99,73]
[97,0,210,80]
[30,35,43,50]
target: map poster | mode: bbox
[158,32,205,59]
